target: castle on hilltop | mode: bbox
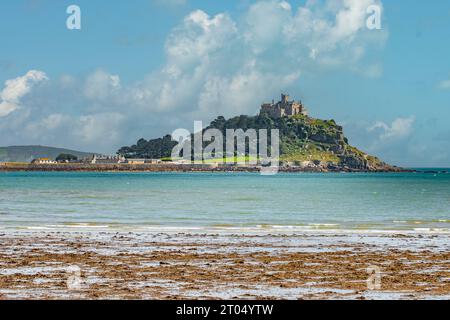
[260,94,307,118]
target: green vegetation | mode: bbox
[118,113,389,170]
[118,135,177,160]
[56,153,78,162]
[202,156,258,164]
[0,146,92,163]
[280,146,341,163]
[161,155,258,164]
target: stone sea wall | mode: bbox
[0,163,407,173]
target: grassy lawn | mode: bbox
[1,162,30,167]
[161,155,259,164]
[280,153,340,163]
[281,148,340,163]
[202,156,258,164]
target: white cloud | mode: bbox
[20,112,126,151]
[344,117,429,167]
[59,75,77,88]
[64,0,385,121]
[84,69,121,101]
[333,0,376,39]
[368,116,415,141]
[283,0,386,64]
[22,113,72,141]
[0,70,48,117]
[0,1,388,152]
[75,113,125,145]
[166,10,237,70]
[438,79,450,90]
[243,0,292,54]
[130,0,387,119]
[279,1,292,11]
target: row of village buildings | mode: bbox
[28,155,267,169]
[28,155,326,170]
[31,155,163,165]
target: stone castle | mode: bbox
[260,94,307,118]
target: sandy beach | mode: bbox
[0,231,449,300]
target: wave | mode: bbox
[3,220,449,234]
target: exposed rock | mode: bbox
[118,112,402,172]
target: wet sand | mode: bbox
[0,231,449,300]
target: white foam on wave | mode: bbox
[414,227,450,233]
[47,224,110,229]
[144,226,205,231]
[23,224,111,231]
[15,223,450,235]
[26,226,53,230]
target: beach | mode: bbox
[1,231,449,300]
[1,0,449,305]
[1,171,449,300]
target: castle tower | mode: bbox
[281,93,290,103]
[260,94,307,118]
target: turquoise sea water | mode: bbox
[0,171,449,232]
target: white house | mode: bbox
[31,158,57,164]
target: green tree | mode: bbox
[56,153,78,162]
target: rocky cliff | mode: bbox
[206,114,399,171]
[118,113,401,172]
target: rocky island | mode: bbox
[1,95,405,172]
[118,94,403,172]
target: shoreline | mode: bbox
[2,225,450,235]
[1,230,449,300]
[0,163,411,173]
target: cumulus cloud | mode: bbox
[130,0,386,119]
[0,70,127,152]
[343,116,425,166]
[84,69,121,101]
[0,0,387,153]
[368,116,415,141]
[0,70,48,117]
[75,113,126,145]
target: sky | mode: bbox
[0,0,449,167]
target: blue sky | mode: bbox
[0,0,450,167]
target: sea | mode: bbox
[0,171,449,233]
